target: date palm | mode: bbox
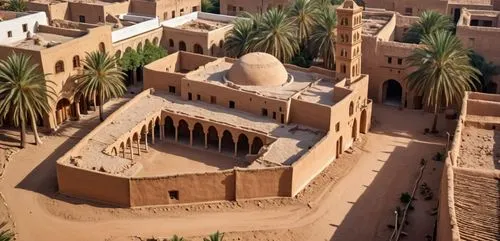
[203,231,224,241]
[403,11,454,44]
[406,30,480,132]
[0,222,13,241]
[253,8,299,62]
[170,234,185,241]
[224,17,257,57]
[309,7,337,69]
[75,51,126,122]
[0,53,55,148]
[288,0,318,46]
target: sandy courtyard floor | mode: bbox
[135,142,243,177]
[458,125,500,170]
[0,104,446,241]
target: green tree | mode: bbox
[224,17,258,57]
[403,11,454,44]
[309,7,337,70]
[170,234,185,241]
[406,30,480,132]
[0,222,13,241]
[0,53,55,148]
[140,42,167,66]
[201,0,219,13]
[469,51,498,93]
[119,49,142,85]
[252,8,299,62]
[288,0,318,46]
[75,51,126,122]
[6,0,26,12]
[203,231,224,241]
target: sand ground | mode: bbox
[0,104,446,241]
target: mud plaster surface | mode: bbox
[458,126,500,170]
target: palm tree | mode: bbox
[75,51,126,122]
[469,51,498,93]
[309,8,337,70]
[6,0,26,12]
[0,53,55,148]
[170,234,185,241]
[224,18,257,57]
[403,11,454,44]
[203,231,224,241]
[406,30,480,133]
[252,8,299,62]
[288,0,318,46]
[0,222,13,241]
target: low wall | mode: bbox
[289,98,332,130]
[38,25,86,37]
[235,167,292,199]
[129,171,235,206]
[57,164,131,207]
[436,161,460,241]
[112,17,160,43]
[466,98,500,116]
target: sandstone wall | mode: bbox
[235,167,292,199]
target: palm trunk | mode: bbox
[132,69,137,85]
[30,112,43,145]
[93,92,97,111]
[432,104,439,133]
[20,121,26,149]
[99,93,104,122]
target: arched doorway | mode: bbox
[237,134,249,157]
[360,109,368,134]
[352,118,358,140]
[382,79,402,106]
[154,117,161,139]
[192,123,204,147]
[251,137,264,154]
[56,98,71,125]
[164,116,175,139]
[137,42,143,52]
[193,44,203,54]
[153,37,159,46]
[177,119,190,143]
[179,41,186,51]
[336,136,343,159]
[119,142,125,158]
[207,126,218,150]
[211,43,217,56]
[221,130,234,153]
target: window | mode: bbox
[72,55,80,68]
[483,20,493,27]
[229,101,235,108]
[169,39,174,47]
[180,8,184,15]
[404,8,412,16]
[172,11,175,18]
[197,94,201,100]
[261,108,268,117]
[349,101,354,116]
[272,112,276,119]
[179,41,186,51]
[470,19,479,26]
[279,107,282,112]
[55,61,64,73]
[99,42,105,53]
[188,92,192,100]
[193,44,203,54]
[7,31,12,38]
[168,190,179,200]
[336,122,340,132]
[169,86,176,94]
[239,7,244,11]
[79,15,86,23]
[387,57,392,64]
[164,12,168,20]
[210,96,216,104]
[397,58,403,65]
[192,6,197,12]
[22,24,27,32]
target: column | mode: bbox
[175,127,179,142]
[190,130,193,146]
[248,143,252,155]
[136,139,141,156]
[55,110,61,125]
[74,101,81,120]
[204,133,208,149]
[151,124,155,145]
[160,125,165,141]
[234,142,238,157]
[129,144,134,160]
[218,138,222,152]
[144,132,148,151]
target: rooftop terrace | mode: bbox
[10,31,77,50]
[161,11,236,32]
[362,11,393,36]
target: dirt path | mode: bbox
[0,104,446,241]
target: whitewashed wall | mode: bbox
[0,12,48,45]
[112,17,160,43]
[161,12,238,28]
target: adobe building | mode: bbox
[436,92,500,241]
[220,0,292,16]
[55,0,374,207]
[26,0,201,22]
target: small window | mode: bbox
[192,6,197,12]
[180,8,184,15]
[387,57,392,64]
[261,108,268,117]
[335,122,340,132]
[404,8,412,15]
[470,19,479,26]
[72,55,80,68]
[229,101,235,108]
[55,60,65,73]
[22,24,28,32]
[272,112,276,119]
[169,39,174,47]
[279,107,282,112]
[7,31,12,38]
[210,96,216,104]
[169,86,176,94]
[79,15,86,23]
[197,94,201,100]
[168,190,179,200]
[239,7,244,11]
[397,58,403,65]
[188,92,192,100]
[172,11,175,18]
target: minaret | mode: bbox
[336,0,363,81]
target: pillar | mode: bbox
[175,127,179,142]
[204,133,208,149]
[218,138,222,152]
[74,101,81,120]
[144,132,148,151]
[160,124,165,140]
[151,124,155,145]
[248,143,252,155]
[190,130,193,146]
[234,142,238,157]
[129,143,134,160]
[136,139,141,156]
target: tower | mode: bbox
[336,0,363,80]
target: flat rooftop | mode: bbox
[458,125,500,170]
[162,11,236,32]
[10,32,76,50]
[30,0,115,5]
[178,19,229,32]
[362,11,393,36]
[64,91,324,177]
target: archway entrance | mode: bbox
[164,116,175,140]
[56,98,71,125]
[237,134,249,157]
[207,126,218,150]
[382,79,402,106]
[251,137,263,154]
[352,118,358,141]
[221,130,234,154]
[336,136,343,159]
[177,119,190,143]
[192,123,204,147]
[360,109,368,134]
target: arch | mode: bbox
[220,130,234,153]
[382,79,403,106]
[140,124,148,146]
[179,41,186,51]
[111,147,117,156]
[349,101,354,116]
[126,137,132,159]
[55,98,71,125]
[177,119,190,143]
[211,43,217,56]
[55,60,64,73]
[99,42,105,53]
[251,137,264,154]
[164,116,175,139]
[336,136,343,158]
[218,40,224,56]
[154,117,161,139]
[207,126,218,150]
[193,44,203,54]
[341,64,346,73]
[169,39,174,47]
[72,55,80,68]
[237,134,249,157]
[125,47,132,53]
[137,42,143,51]
[352,118,358,140]
[340,35,345,43]
[153,37,159,46]
[192,122,204,146]
[119,142,125,157]
[360,109,368,134]
[145,39,151,45]
[115,50,122,59]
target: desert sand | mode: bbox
[0,104,446,241]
